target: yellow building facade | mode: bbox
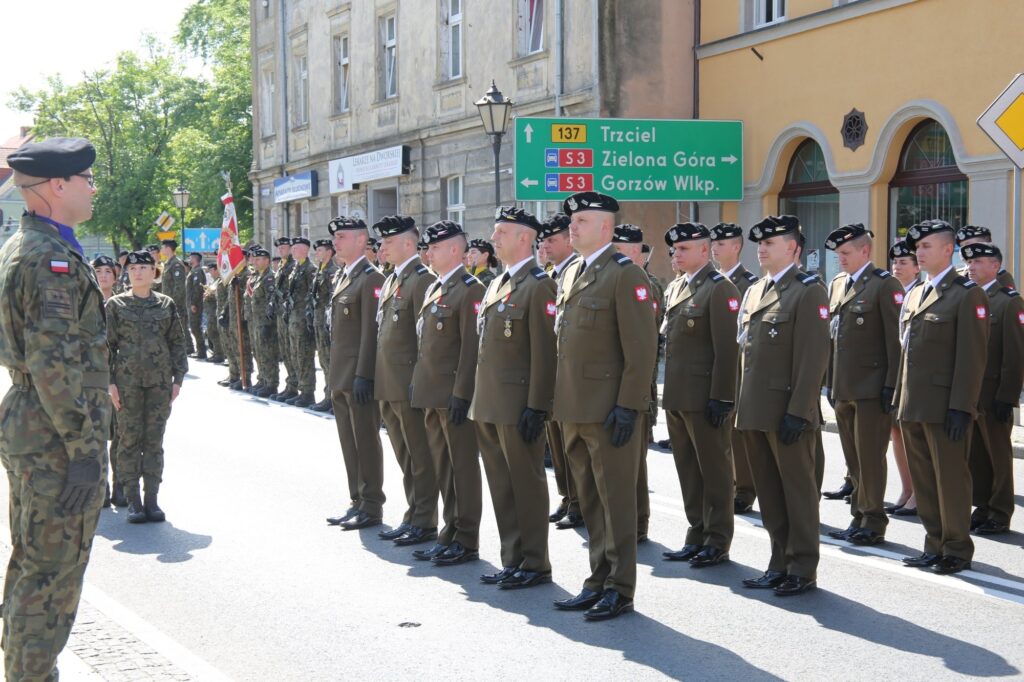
[698,0,1024,280]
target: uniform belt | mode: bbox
[9,369,109,389]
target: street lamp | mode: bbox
[475,80,513,208]
[172,184,191,231]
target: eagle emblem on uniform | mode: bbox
[893,291,904,305]
[818,305,830,320]
[752,227,762,240]
[567,197,578,211]
[635,286,649,302]
[976,305,987,320]
[909,227,920,240]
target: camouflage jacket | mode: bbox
[107,291,188,387]
[186,265,206,311]
[312,260,340,326]
[161,256,188,310]
[273,255,295,319]
[0,213,111,461]
[287,258,317,325]
[246,267,276,327]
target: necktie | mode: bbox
[680,276,689,289]
[844,278,853,295]
[765,279,775,292]
[427,280,441,298]
[921,284,933,300]
[499,271,511,288]
[578,261,587,277]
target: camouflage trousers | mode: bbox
[250,318,279,387]
[114,383,172,491]
[108,409,120,487]
[204,304,223,359]
[315,319,330,397]
[1,450,104,682]
[225,319,252,381]
[277,314,296,390]
[289,321,316,394]
[188,307,206,357]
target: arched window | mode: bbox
[889,120,967,240]
[779,139,838,279]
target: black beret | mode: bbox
[748,215,801,242]
[372,215,417,238]
[126,250,155,265]
[613,223,644,243]
[274,237,292,246]
[92,255,116,269]
[538,213,571,240]
[905,219,953,250]
[250,247,271,258]
[961,243,1002,260]
[423,220,465,245]
[665,222,710,246]
[161,239,178,250]
[709,223,743,241]
[468,238,495,256]
[328,216,368,234]
[888,240,916,260]
[291,237,311,247]
[417,239,428,250]
[495,206,542,231]
[207,261,220,268]
[955,225,992,245]
[118,249,130,258]
[824,223,873,251]
[314,238,334,249]
[146,244,160,252]
[366,236,378,248]
[563,191,619,216]
[7,137,96,178]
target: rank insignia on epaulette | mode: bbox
[363,264,375,274]
[612,253,632,265]
[799,273,819,285]
[530,266,548,279]
[416,264,429,275]
[744,272,758,282]
[462,273,478,286]
[1003,287,1020,298]
[709,271,724,281]
[873,268,891,279]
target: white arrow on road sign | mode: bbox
[521,177,538,188]
[199,233,208,249]
[185,239,195,251]
[524,124,533,144]
[720,155,738,164]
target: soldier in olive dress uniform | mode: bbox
[956,225,1016,289]
[311,238,339,412]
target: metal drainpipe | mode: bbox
[280,0,290,236]
[554,0,563,116]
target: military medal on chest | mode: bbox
[768,326,779,339]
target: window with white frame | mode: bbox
[259,66,275,136]
[380,13,398,99]
[444,176,465,225]
[333,34,350,113]
[442,0,463,80]
[518,0,544,55]
[293,54,309,126]
[754,0,786,27]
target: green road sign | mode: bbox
[513,117,743,202]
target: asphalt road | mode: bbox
[1,361,1022,681]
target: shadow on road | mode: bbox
[95,509,212,563]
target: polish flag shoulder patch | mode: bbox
[818,305,830,320]
[635,286,649,302]
[473,301,482,315]
[545,301,557,317]
[893,291,904,305]
[727,297,740,312]
[50,260,70,274]
[1018,311,1024,326]
[976,305,988,320]
[373,287,382,299]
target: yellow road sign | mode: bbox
[155,211,176,229]
[978,74,1024,168]
[156,231,177,241]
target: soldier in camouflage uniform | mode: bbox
[93,255,128,509]
[115,249,130,294]
[0,138,110,681]
[284,237,318,408]
[271,237,298,401]
[160,239,193,355]
[107,250,188,524]
[311,238,340,412]
[185,252,207,359]
[204,263,225,363]
[245,247,279,398]
[227,258,254,391]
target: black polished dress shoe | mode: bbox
[827,525,858,540]
[970,507,989,531]
[822,480,854,500]
[584,589,634,620]
[901,552,940,567]
[217,378,232,387]
[554,589,603,610]
[481,566,518,584]
[884,502,905,513]
[433,542,479,566]
[326,508,359,525]
[773,575,816,596]
[891,506,917,517]
[555,512,584,530]
[734,498,754,514]
[412,543,449,561]
[340,511,382,530]
[689,546,729,568]
[499,569,553,590]
[974,519,1010,535]
[549,504,568,523]
[931,555,971,575]
[662,543,702,561]
[742,570,788,589]
[393,527,438,546]
[378,523,411,540]
[848,528,885,546]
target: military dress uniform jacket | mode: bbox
[826,264,903,401]
[552,248,658,423]
[978,285,1024,412]
[895,270,990,423]
[411,268,484,409]
[374,258,433,401]
[736,266,830,431]
[0,214,111,460]
[470,264,557,424]
[106,292,189,387]
[661,262,740,411]
[329,259,385,392]
[728,263,760,297]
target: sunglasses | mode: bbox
[75,173,96,188]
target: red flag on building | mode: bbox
[217,192,246,281]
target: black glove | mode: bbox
[305,310,315,335]
[705,399,734,428]
[993,401,1015,424]
[448,396,471,427]
[603,406,638,448]
[59,458,101,514]
[779,413,809,446]
[881,386,895,415]
[352,376,374,406]
[266,302,276,320]
[944,409,971,442]
[218,313,229,329]
[261,323,274,338]
[517,407,547,443]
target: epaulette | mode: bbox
[1001,286,1020,297]
[461,272,479,286]
[530,266,548,280]
[798,273,819,286]
[743,271,758,283]
[709,271,724,282]
[415,264,429,275]
[873,268,891,279]
[953,275,975,288]
[999,268,1008,275]
[612,252,632,266]
[362,263,376,274]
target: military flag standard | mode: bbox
[217,192,246,281]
